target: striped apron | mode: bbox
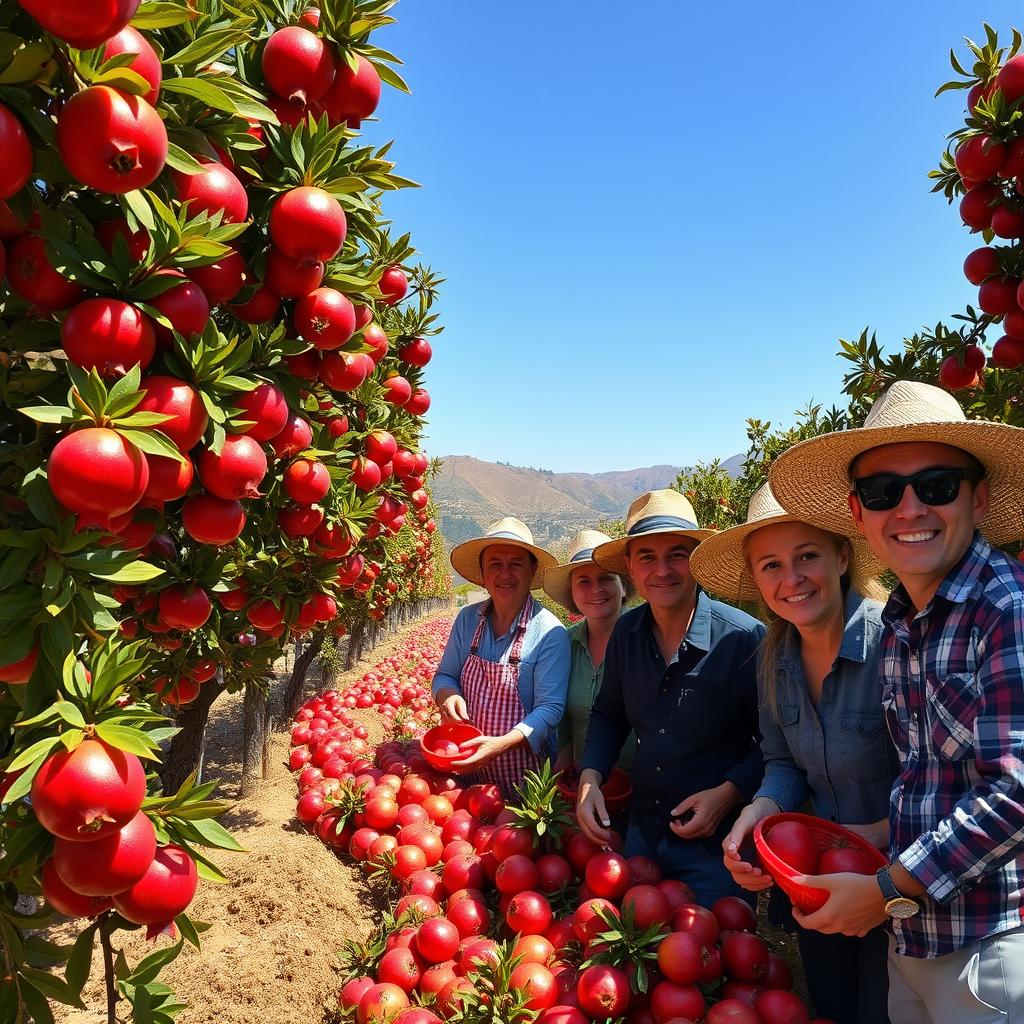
[459,599,544,798]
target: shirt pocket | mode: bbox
[671,684,730,749]
[838,710,894,780]
[924,672,981,762]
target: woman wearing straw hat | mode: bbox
[541,530,637,777]
[432,517,570,797]
[689,483,895,1024]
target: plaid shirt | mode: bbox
[882,533,1024,958]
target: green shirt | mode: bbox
[560,619,636,771]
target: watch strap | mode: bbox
[875,865,901,901]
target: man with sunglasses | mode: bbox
[769,380,1024,1024]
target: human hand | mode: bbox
[670,781,742,840]
[576,770,612,846]
[722,799,776,891]
[436,688,471,724]
[790,871,888,937]
[449,732,518,769]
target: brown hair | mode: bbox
[749,532,889,723]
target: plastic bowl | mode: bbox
[419,723,482,773]
[753,812,888,913]
[556,767,634,815]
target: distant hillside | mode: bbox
[433,455,744,560]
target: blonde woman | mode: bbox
[690,483,896,1024]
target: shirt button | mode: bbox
[659,728,666,735]
[656,766,662,773]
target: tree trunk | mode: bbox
[273,634,323,730]
[241,683,269,798]
[159,680,222,794]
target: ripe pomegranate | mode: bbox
[234,382,289,441]
[294,287,357,349]
[6,234,83,309]
[721,931,770,983]
[940,355,979,390]
[102,26,162,105]
[978,275,1022,315]
[322,53,381,126]
[41,859,114,918]
[712,895,758,932]
[358,982,409,1024]
[754,989,811,1024]
[270,413,314,458]
[321,351,370,391]
[269,186,347,262]
[0,646,38,684]
[351,455,382,491]
[378,265,409,304]
[16,0,140,48]
[0,104,32,199]
[364,429,398,466]
[158,583,212,630]
[137,375,208,451]
[230,285,280,324]
[262,26,335,104]
[182,493,246,544]
[280,504,325,538]
[265,247,324,298]
[283,457,331,502]
[506,890,553,935]
[197,434,268,499]
[49,428,149,519]
[172,159,249,224]
[399,337,432,366]
[992,334,1024,368]
[767,819,819,874]
[706,1000,761,1024]
[32,739,146,842]
[955,135,1006,181]
[149,269,211,344]
[963,246,999,285]
[621,884,671,929]
[112,844,198,924]
[405,387,431,415]
[576,965,630,1018]
[96,217,150,263]
[382,374,412,406]
[585,850,630,900]
[960,184,1000,232]
[186,246,247,304]
[52,810,157,897]
[61,298,155,378]
[998,54,1024,104]
[57,86,167,194]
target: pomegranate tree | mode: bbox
[0,0,447,1019]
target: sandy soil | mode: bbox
[49,616,447,1024]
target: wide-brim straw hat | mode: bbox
[450,516,557,587]
[593,489,716,574]
[542,530,614,609]
[689,483,887,602]
[768,380,1024,546]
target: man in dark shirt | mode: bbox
[578,489,765,907]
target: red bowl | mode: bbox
[419,723,482,773]
[556,767,634,815]
[753,812,888,913]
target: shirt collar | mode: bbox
[837,589,873,665]
[568,618,589,648]
[631,589,712,653]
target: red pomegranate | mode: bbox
[149,270,211,345]
[41,859,114,918]
[382,374,412,406]
[262,26,335,104]
[378,265,409,305]
[112,844,199,924]
[365,430,398,466]
[197,434,268,499]
[293,287,357,349]
[0,646,38,685]
[269,413,314,458]
[269,186,347,262]
[0,103,32,199]
[56,86,167,194]
[186,246,247,304]
[172,159,249,224]
[61,298,155,378]
[136,375,208,451]
[230,285,280,324]
[576,965,630,1018]
[322,53,381,126]
[6,234,84,309]
[16,0,140,48]
[181,493,246,545]
[49,428,149,518]
[158,583,213,630]
[96,217,150,263]
[320,351,370,391]
[234,381,289,442]
[283,457,331,503]
[102,26,162,104]
[405,388,431,415]
[31,739,146,842]
[153,675,201,707]
[351,455,382,491]
[52,810,157,897]
[399,337,432,366]
[279,504,324,538]
[265,247,324,298]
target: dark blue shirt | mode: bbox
[581,591,765,845]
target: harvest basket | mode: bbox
[419,723,482,773]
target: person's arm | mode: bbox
[579,626,629,783]
[513,623,570,753]
[723,627,767,801]
[754,699,810,813]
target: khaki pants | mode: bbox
[888,927,1024,1023]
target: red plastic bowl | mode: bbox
[420,723,482,773]
[556,767,633,815]
[753,812,887,913]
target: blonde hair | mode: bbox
[748,532,888,723]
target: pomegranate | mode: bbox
[358,982,409,1024]
[283,457,331,503]
[197,434,268,499]
[712,895,758,932]
[0,646,38,685]
[405,387,431,415]
[158,583,212,630]
[270,413,314,458]
[52,810,157,897]
[16,0,141,49]
[506,890,553,935]
[262,26,335,104]
[321,351,370,391]
[378,265,409,304]
[294,287,357,349]
[955,134,1006,182]
[649,980,705,1023]
[234,381,289,441]
[351,455,382,491]
[382,374,412,406]
[978,275,1022,315]
[998,54,1024,104]
[721,931,770,983]
[49,428,149,519]
[96,217,150,263]
[754,989,811,1024]
[137,375,208,451]
[939,355,979,390]
[269,186,347,262]
[963,246,999,285]
[265,247,324,298]
[61,298,156,378]
[41,859,114,918]
[992,334,1024,368]
[102,26,162,105]
[112,844,199,924]
[585,850,630,900]
[230,285,280,324]
[187,247,247,304]
[56,86,167,194]
[767,819,819,874]
[172,159,249,224]
[657,931,708,984]
[182,493,246,544]
[0,104,32,199]
[322,53,381,126]
[149,270,211,345]
[6,234,83,309]
[399,337,432,366]
[31,739,146,842]
[960,184,1000,231]
[576,965,630,1018]
[280,504,324,538]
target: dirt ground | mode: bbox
[49,618,440,1024]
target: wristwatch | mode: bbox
[875,865,920,919]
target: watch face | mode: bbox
[885,897,920,920]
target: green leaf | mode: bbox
[172,816,245,852]
[90,66,152,95]
[65,925,96,998]
[54,702,86,728]
[373,60,410,93]
[21,968,85,1009]
[6,735,62,773]
[127,940,183,986]
[88,559,165,584]
[19,405,75,425]
[131,1,197,29]
[117,428,185,462]
[93,724,160,760]
[122,190,158,233]
[18,976,56,1024]
[165,31,241,68]
[163,141,208,175]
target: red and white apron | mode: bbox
[459,599,545,798]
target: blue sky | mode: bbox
[362,3,1020,473]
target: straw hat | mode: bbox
[689,483,886,602]
[593,489,716,574]
[449,517,557,587]
[542,530,614,609]
[768,380,1024,546]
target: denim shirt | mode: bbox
[755,591,897,826]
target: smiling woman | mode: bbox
[431,517,570,797]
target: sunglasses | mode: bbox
[852,467,984,512]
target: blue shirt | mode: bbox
[432,598,570,756]
[755,591,897,826]
[581,591,765,845]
